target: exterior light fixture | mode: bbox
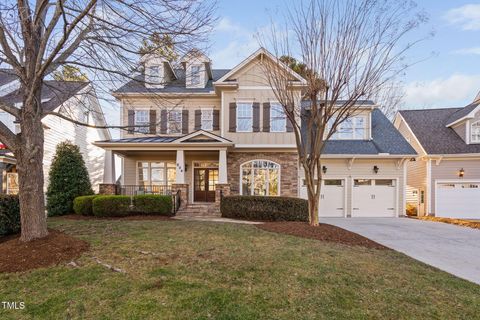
[459,168,465,178]
[373,165,379,174]
[322,166,327,174]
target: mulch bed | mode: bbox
[0,229,89,273]
[59,214,173,221]
[257,222,387,249]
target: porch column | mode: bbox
[218,149,228,184]
[103,150,116,184]
[175,150,186,184]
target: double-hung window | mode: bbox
[241,160,280,196]
[270,103,287,132]
[471,121,480,143]
[236,103,253,132]
[191,65,201,86]
[147,65,160,84]
[137,161,176,189]
[168,110,182,134]
[329,115,367,140]
[135,110,149,133]
[201,108,213,131]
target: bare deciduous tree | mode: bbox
[0,0,216,241]
[258,0,427,226]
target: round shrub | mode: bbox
[134,195,172,216]
[73,195,98,216]
[47,141,93,216]
[0,195,20,236]
[221,196,308,222]
[92,196,132,217]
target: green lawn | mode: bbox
[1,218,479,320]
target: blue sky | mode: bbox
[209,0,480,109]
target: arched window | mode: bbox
[472,121,480,143]
[240,160,280,196]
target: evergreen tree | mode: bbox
[47,141,93,216]
[52,65,88,82]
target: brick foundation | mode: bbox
[227,152,298,197]
[99,183,116,195]
[171,183,189,209]
[215,183,231,205]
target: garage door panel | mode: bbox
[319,180,345,217]
[352,179,396,217]
[436,182,480,219]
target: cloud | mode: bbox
[215,17,246,34]
[404,74,480,108]
[452,47,480,55]
[444,4,480,30]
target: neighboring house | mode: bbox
[0,69,113,193]
[95,48,415,217]
[394,99,480,219]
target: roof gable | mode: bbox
[446,100,480,127]
[174,130,232,143]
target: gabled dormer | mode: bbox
[141,54,177,89]
[446,96,480,145]
[181,49,212,89]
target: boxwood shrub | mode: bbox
[221,196,308,221]
[0,195,20,236]
[92,195,173,217]
[73,195,99,216]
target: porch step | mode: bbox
[175,203,221,217]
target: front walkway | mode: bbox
[323,217,480,285]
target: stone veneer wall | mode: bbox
[227,152,298,197]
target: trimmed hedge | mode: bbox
[73,195,99,216]
[0,195,20,236]
[221,196,308,222]
[92,195,173,217]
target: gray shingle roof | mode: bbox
[302,108,416,155]
[0,69,17,87]
[114,69,230,94]
[446,101,480,125]
[399,108,480,154]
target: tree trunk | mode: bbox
[17,102,48,241]
[308,193,319,226]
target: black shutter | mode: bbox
[160,110,167,134]
[127,110,135,134]
[213,110,220,131]
[229,103,236,132]
[252,103,260,132]
[263,103,270,132]
[149,109,156,134]
[286,114,294,132]
[194,110,201,130]
[182,110,189,134]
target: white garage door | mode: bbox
[352,179,396,217]
[436,182,480,219]
[299,179,345,217]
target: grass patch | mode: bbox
[417,216,480,229]
[0,218,479,319]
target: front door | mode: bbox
[194,168,218,202]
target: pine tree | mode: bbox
[47,141,93,216]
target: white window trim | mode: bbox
[201,107,214,131]
[330,115,367,140]
[134,109,150,134]
[136,161,176,186]
[190,64,202,86]
[239,159,281,196]
[471,120,480,143]
[236,102,253,133]
[270,102,287,132]
[167,110,183,134]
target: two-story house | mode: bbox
[95,48,415,217]
[394,98,480,219]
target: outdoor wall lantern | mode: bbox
[373,165,379,174]
[322,166,327,174]
[459,168,465,178]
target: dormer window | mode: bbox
[145,63,164,88]
[191,65,201,86]
[329,115,367,140]
[472,121,480,143]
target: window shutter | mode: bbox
[128,110,135,134]
[229,103,236,132]
[286,114,294,132]
[194,110,201,130]
[213,110,220,130]
[160,110,167,134]
[149,110,156,134]
[182,109,189,134]
[263,103,270,132]
[252,102,260,132]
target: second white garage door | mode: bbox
[436,182,480,219]
[352,179,397,217]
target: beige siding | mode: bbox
[430,158,480,214]
[452,122,467,142]
[298,158,406,216]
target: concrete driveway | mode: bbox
[323,217,480,285]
